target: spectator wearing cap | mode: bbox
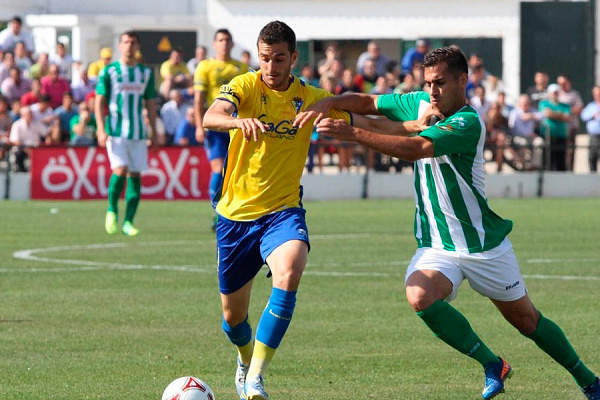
[539,83,571,171]
[401,39,430,75]
[41,64,71,108]
[356,40,391,76]
[87,47,113,81]
[0,16,35,56]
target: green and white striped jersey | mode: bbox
[96,61,156,140]
[377,91,512,253]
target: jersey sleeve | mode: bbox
[193,60,209,92]
[214,73,250,113]
[420,111,482,156]
[377,91,429,121]
[95,66,110,96]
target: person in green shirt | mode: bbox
[69,100,96,146]
[539,83,571,171]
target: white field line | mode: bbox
[6,238,600,281]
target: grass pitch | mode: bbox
[0,198,598,399]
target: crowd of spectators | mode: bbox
[1,17,599,174]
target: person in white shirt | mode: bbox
[49,42,74,80]
[9,105,47,171]
[160,89,189,144]
[0,16,35,56]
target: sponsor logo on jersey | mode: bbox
[257,113,298,139]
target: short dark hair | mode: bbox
[12,16,22,25]
[423,46,468,78]
[214,28,232,41]
[257,21,296,52]
[120,30,140,44]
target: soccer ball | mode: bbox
[161,376,215,400]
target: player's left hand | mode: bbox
[315,118,355,141]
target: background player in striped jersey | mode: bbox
[193,28,248,231]
[295,46,600,400]
[95,31,157,237]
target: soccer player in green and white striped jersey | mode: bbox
[295,46,600,400]
[95,31,157,237]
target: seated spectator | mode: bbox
[30,95,55,135]
[160,89,189,144]
[470,86,492,123]
[496,91,513,119]
[187,45,207,75]
[0,16,35,56]
[580,85,600,172]
[356,40,390,76]
[353,58,379,94]
[0,96,13,159]
[29,52,50,80]
[159,47,191,98]
[144,108,167,147]
[174,108,199,146]
[20,77,41,106]
[87,47,112,81]
[49,42,74,79]
[52,91,78,143]
[508,94,544,170]
[335,68,360,95]
[1,66,31,103]
[69,100,96,146]
[317,42,341,78]
[539,83,571,171]
[8,105,47,171]
[299,65,319,87]
[401,39,429,75]
[370,76,392,95]
[9,99,21,121]
[394,72,421,94]
[486,101,511,172]
[14,41,32,77]
[71,67,95,103]
[41,64,71,108]
[0,51,18,84]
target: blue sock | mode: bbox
[209,171,222,200]
[255,288,297,349]
[222,315,252,347]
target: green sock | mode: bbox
[418,300,500,367]
[523,312,596,388]
[108,174,126,214]
[124,176,141,224]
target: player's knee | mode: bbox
[222,309,247,327]
[406,287,438,312]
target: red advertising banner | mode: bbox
[30,147,211,200]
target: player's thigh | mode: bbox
[261,208,310,291]
[405,247,463,307]
[204,130,230,163]
[126,140,148,173]
[106,136,129,170]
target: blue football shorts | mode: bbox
[204,130,230,161]
[216,207,310,294]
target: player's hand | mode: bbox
[235,118,268,142]
[293,98,333,128]
[415,106,444,131]
[96,129,108,148]
[195,126,205,144]
[315,118,355,141]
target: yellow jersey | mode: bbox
[159,59,190,82]
[214,70,352,221]
[193,58,249,105]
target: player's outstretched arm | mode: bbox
[293,92,380,128]
[203,99,268,142]
[354,106,444,136]
[316,117,434,162]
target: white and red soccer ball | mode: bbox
[161,376,215,400]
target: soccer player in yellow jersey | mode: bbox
[194,29,248,230]
[203,21,352,400]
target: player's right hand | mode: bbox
[235,118,268,142]
[196,126,205,144]
[293,98,333,128]
[96,129,108,148]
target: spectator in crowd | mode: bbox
[30,94,55,135]
[0,51,18,84]
[50,42,74,80]
[9,99,21,121]
[87,47,113,81]
[29,52,50,80]
[159,47,191,98]
[174,107,199,146]
[299,64,319,87]
[187,45,207,75]
[0,96,13,158]
[394,71,421,94]
[580,85,600,172]
[539,83,570,171]
[466,60,486,99]
[370,75,393,95]
[70,99,97,146]
[495,91,513,119]
[317,42,341,78]
[0,16,35,56]
[13,41,32,76]
[8,106,47,171]
[143,107,167,147]
[468,53,491,79]
[52,91,78,143]
[526,71,549,109]
[20,78,41,106]
[483,75,508,104]
[71,67,96,104]
[508,94,544,170]
[335,68,360,95]
[486,100,511,172]
[41,64,71,108]
[401,38,429,75]
[470,86,492,123]
[556,74,583,171]
[356,40,390,76]
[160,89,189,145]
[1,66,31,103]
[353,58,379,94]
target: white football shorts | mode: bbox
[106,136,148,173]
[405,238,527,302]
